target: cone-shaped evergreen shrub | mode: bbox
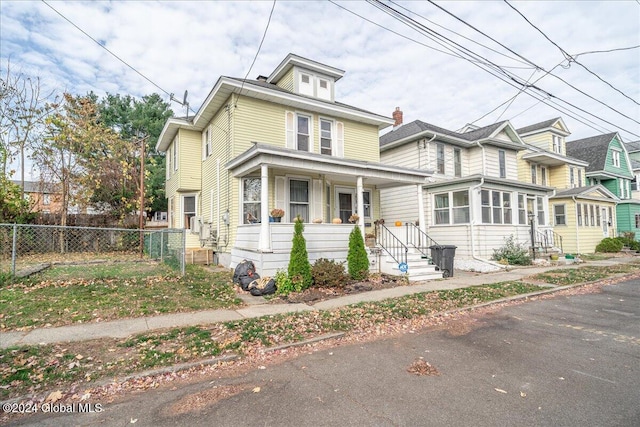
[288,216,312,290]
[347,226,369,280]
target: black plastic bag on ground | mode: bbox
[247,277,277,296]
[233,260,260,291]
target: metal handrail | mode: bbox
[534,230,549,253]
[406,222,438,260]
[550,230,564,253]
[377,223,408,266]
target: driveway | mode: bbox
[10,278,640,426]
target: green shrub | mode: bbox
[595,237,623,253]
[274,270,302,296]
[491,235,532,266]
[311,258,347,288]
[347,226,369,280]
[616,233,640,251]
[287,216,312,290]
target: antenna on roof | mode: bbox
[169,89,190,120]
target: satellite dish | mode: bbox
[183,90,188,106]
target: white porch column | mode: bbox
[417,184,426,233]
[356,176,365,237]
[259,164,270,251]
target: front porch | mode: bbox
[231,222,356,277]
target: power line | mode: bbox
[503,0,639,106]
[387,0,533,68]
[41,0,172,99]
[327,0,532,70]
[365,0,638,138]
[574,45,640,58]
[426,0,640,126]
[236,0,277,106]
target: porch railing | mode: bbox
[406,222,438,260]
[377,223,407,267]
[534,230,549,253]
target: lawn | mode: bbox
[0,262,242,330]
[0,281,548,399]
[531,262,640,286]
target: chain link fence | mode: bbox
[0,224,185,279]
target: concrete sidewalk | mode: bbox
[1,256,636,349]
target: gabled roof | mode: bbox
[156,76,393,152]
[521,141,588,167]
[267,53,345,84]
[565,132,619,172]
[380,120,524,150]
[553,184,618,201]
[625,140,640,153]
[516,117,570,137]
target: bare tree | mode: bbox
[0,60,57,195]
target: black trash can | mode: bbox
[429,245,457,278]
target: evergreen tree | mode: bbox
[288,216,312,290]
[347,226,369,280]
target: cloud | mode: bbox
[0,0,638,148]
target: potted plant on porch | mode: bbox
[270,208,285,222]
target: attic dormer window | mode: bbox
[299,73,313,96]
[552,135,563,154]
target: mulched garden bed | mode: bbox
[265,273,410,304]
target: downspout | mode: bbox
[419,134,437,169]
[572,196,580,254]
[469,175,485,262]
[216,159,220,241]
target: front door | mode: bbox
[602,208,609,237]
[337,189,355,224]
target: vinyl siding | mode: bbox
[232,96,287,153]
[616,203,640,236]
[380,143,422,169]
[605,136,633,178]
[521,133,550,151]
[483,146,518,179]
[549,165,571,189]
[275,68,294,92]
[379,185,420,225]
[177,129,202,191]
[552,199,617,254]
[341,119,380,162]
[467,146,485,175]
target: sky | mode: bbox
[1,0,639,171]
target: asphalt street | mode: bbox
[10,278,640,427]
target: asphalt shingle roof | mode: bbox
[226,77,385,118]
[379,120,507,147]
[565,133,617,172]
[625,140,640,153]
[515,117,561,135]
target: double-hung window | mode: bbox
[434,194,449,224]
[577,203,583,226]
[183,195,196,229]
[320,119,332,155]
[518,195,526,224]
[554,205,566,226]
[243,178,261,224]
[552,135,562,154]
[612,150,620,167]
[536,196,545,225]
[436,143,445,174]
[297,115,310,151]
[570,167,576,188]
[481,190,512,224]
[541,167,547,186]
[530,165,537,184]
[499,150,506,178]
[289,179,309,222]
[173,140,178,171]
[454,148,462,177]
[452,191,469,224]
[202,128,211,160]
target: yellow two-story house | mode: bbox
[156,54,431,275]
[517,118,618,254]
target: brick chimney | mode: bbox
[392,107,403,127]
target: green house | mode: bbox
[567,133,640,241]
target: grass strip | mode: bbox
[0,281,545,399]
[0,264,242,330]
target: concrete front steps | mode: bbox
[378,247,443,281]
